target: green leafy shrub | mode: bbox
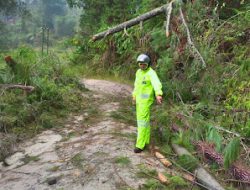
[176,154,198,172]
[169,175,188,188]
[0,46,85,138]
[223,137,241,169]
[206,126,223,152]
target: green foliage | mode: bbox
[70,153,85,168]
[137,164,157,178]
[172,130,193,150]
[169,176,188,188]
[114,156,131,166]
[0,134,17,161]
[206,126,223,152]
[151,125,171,146]
[216,0,248,19]
[223,137,241,169]
[0,46,85,139]
[223,79,250,136]
[48,165,60,172]
[160,144,173,157]
[114,33,135,55]
[138,170,191,189]
[38,112,57,129]
[151,29,169,53]
[176,155,198,172]
[21,155,40,164]
[140,179,166,190]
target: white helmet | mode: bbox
[137,54,150,64]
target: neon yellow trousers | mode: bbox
[135,101,153,149]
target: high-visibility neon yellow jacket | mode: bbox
[132,67,163,103]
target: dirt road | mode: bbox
[0,79,165,190]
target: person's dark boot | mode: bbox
[134,147,143,153]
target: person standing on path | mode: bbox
[132,53,163,153]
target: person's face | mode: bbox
[138,62,148,70]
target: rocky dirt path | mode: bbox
[0,79,166,190]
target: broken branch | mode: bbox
[166,2,173,37]
[155,151,172,167]
[213,126,244,139]
[179,8,207,68]
[158,172,170,184]
[92,4,169,41]
[0,84,35,92]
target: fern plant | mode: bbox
[206,125,223,152]
[172,130,193,150]
[223,137,241,169]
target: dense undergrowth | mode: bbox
[0,46,87,161]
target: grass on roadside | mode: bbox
[70,152,85,169]
[114,156,131,166]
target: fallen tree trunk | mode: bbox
[172,143,225,190]
[0,84,35,92]
[194,141,250,184]
[92,4,168,41]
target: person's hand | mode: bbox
[156,95,162,104]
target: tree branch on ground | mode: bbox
[0,84,35,92]
[172,143,226,190]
